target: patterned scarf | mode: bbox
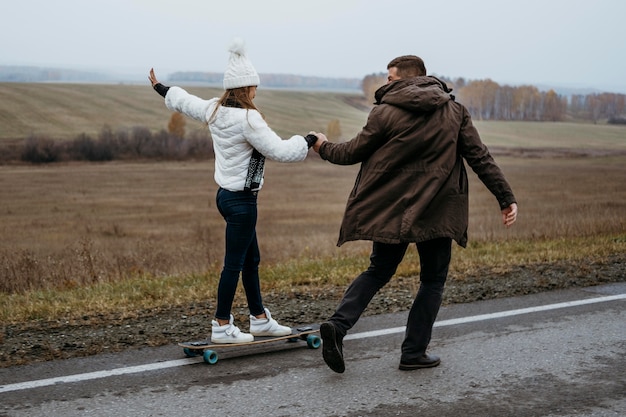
[244,149,265,191]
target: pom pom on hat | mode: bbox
[228,37,247,56]
[223,37,260,90]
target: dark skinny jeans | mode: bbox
[214,188,265,320]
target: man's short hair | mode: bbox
[387,55,426,78]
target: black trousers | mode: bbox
[328,237,452,361]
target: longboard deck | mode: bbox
[179,325,321,364]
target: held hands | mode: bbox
[501,203,518,227]
[308,132,328,153]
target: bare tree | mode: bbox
[168,112,186,138]
[326,119,342,141]
[542,90,565,121]
[362,73,386,103]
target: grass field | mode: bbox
[0,83,625,324]
[474,120,626,151]
[0,83,369,143]
[2,82,626,150]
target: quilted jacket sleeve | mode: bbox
[164,86,216,123]
[243,110,309,163]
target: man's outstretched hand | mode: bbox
[502,203,518,227]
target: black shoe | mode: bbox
[320,322,345,373]
[398,354,441,371]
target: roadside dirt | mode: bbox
[1,255,624,368]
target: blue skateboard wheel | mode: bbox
[307,334,321,349]
[203,349,218,364]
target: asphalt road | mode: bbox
[1,283,624,417]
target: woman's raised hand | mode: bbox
[148,68,159,87]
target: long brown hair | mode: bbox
[208,86,263,124]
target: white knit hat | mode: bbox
[223,37,260,90]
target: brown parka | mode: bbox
[319,76,516,248]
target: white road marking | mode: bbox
[1,293,624,394]
[0,358,202,394]
[344,293,626,340]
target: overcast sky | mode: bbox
[2,0,625,92]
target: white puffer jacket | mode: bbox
[164,86,309,191]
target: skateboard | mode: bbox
[179,325,321,364]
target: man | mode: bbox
[311,55,518,373]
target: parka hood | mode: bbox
[375,75,453,113]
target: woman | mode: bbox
[149,38,318,343]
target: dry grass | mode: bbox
[0,159,365,292]
[0,83,625,324]
[1,154,625,323]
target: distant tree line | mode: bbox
[10,123,213,164]
[4,112,344,165]
[0,66,109,82]
[361,74,626,123]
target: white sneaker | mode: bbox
[210,315,254,344]
[249,308,292,337]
